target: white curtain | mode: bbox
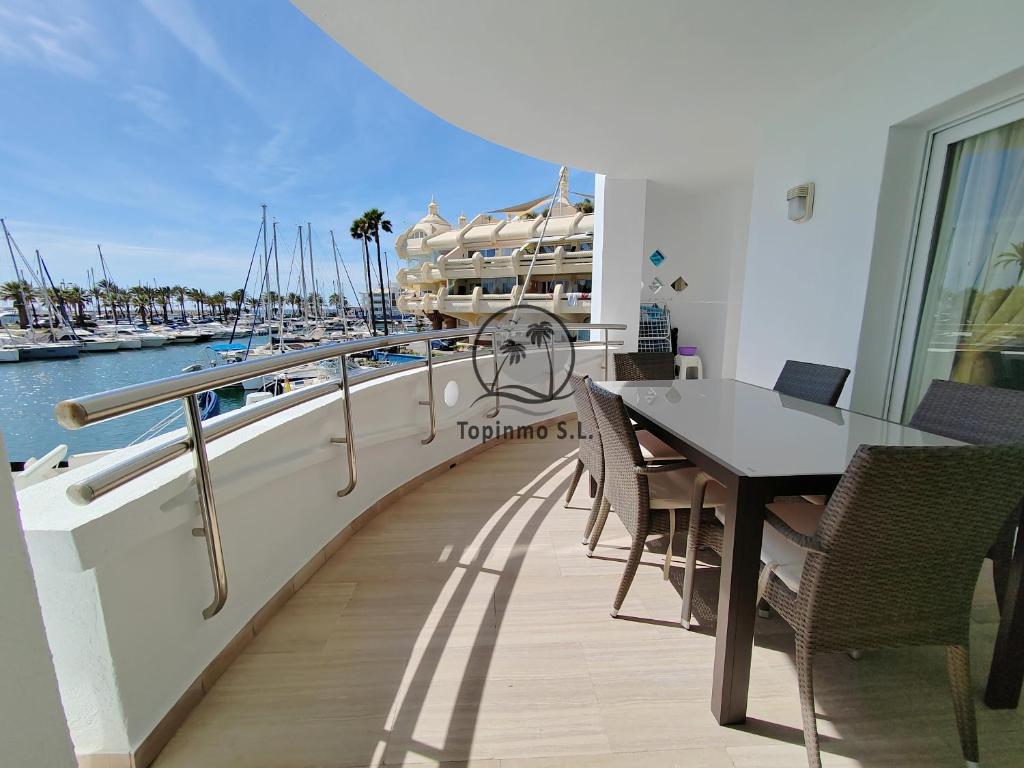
[904,117,1024,417]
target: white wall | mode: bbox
[594,175,752,377]
[0,436,76,768]
[736,0,1024,411]
[640,178,752,378]
[593,175,646,351]
[20,348,607,758]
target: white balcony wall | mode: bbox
[594,176,752,377]
[20,350,605,758]
[640,178,752,378]
[592,175,645,351]
[736,0,1024,412]
[0,436,76,768]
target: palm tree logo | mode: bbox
[472,306,575,409]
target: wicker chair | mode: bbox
[613,352,675,381]
[908,378,1024,613]
[586,379,726,616]
[566,373,682,544]
[758,443,1024,768]
[773,360,850,406]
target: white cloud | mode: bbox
[121,84,186,131]
[139,0,251,101]
[0,6,100,78]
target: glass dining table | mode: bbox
[592,378,1022,725]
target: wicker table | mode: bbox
[592,378,998,724]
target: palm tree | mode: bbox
[350,217,376,334]
[173,285,188,321]
[363,208,393,335]
[157,286,172,323]
[230,289,245,318]
[185,288,205,318]
[129,286,150,324]
[285,291,300,318]
[575,198,595,214]
[995,241,1024,283]
[0,279,33,328]
[95,279,119,321]
[62,284,88,325]
[209,291,228,322]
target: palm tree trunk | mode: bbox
[363,235,377,335]
[374,233,389,335]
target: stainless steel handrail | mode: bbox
[55,322,625,620]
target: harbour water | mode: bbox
[0,338,268,462]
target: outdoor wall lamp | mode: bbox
[787,182,814,223]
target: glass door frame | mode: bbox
[886,96,1024,422]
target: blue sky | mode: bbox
[0,0,593,300]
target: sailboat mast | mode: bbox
[297,225,309,322]
[35,250,56,337]
[330,229,347,334]
[272,221,283,353]
[306,222,318,322]
[260,205,271,334]
[1,218,30,329]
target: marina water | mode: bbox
[0,337,267,462]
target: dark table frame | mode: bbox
[616,388,1024,724]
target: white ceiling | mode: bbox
[294,0,933,185]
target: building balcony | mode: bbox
[396,246,593,290]
[397,284,591,322]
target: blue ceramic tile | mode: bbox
[649,249,665,267]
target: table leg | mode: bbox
[985,500,1024,709]
[712,477,769,725]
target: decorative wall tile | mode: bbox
[649,249,665,267]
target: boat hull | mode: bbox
[117,339,143,350]
[80,341,121,352]
[0,347,19,362]
[20,344,80,360]
[139,336,169,348]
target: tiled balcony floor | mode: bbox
[154,431,1024,767]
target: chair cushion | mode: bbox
[649,468,728,509]
[638,430,686,461]
[714,502,825,592]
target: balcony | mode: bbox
[398,285,591,322]
[140,429,1020,767]
[396,246,593,290]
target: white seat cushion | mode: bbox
[715,501,825,592]
[648,468,728,509]
[638,430,685,461]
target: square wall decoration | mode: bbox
[671,276,688,292]
[649,249,665,267]
[647,276,664,294]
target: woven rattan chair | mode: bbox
[758,443,1024,768]
[586,379,726,617]
[908,378,1024,613]
[613,352,675,381]
[566,373,683,544]
[773,360,850,406]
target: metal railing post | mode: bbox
[332,354,357,496]
[184,393,228,620]
[419,348,437,444]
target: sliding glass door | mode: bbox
[899,106,1024,419]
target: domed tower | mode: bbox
[395,197,452,264]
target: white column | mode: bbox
[0,437,77,768]
[592,175,647,352]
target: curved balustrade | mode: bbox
[55,322,624,620]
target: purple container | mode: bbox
[678,346,698,356]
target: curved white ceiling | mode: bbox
[294,0,932,185]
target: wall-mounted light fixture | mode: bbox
[787,183,814,223]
